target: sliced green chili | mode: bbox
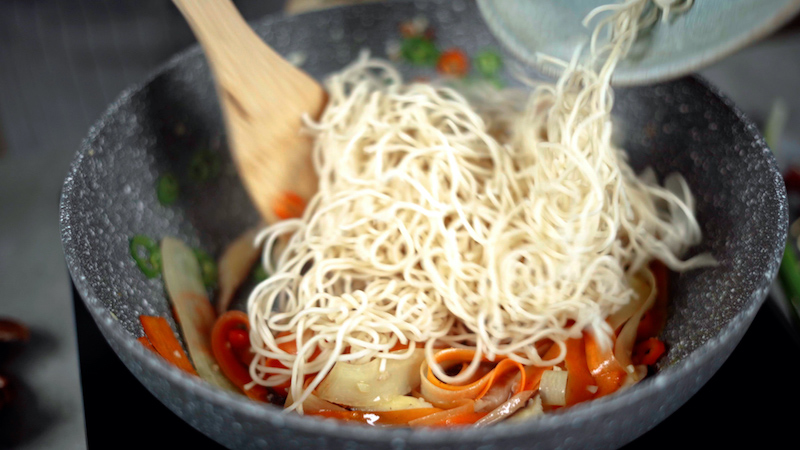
[130,235,162,278]
[252,264,268,283]
[474,50,503,77]
[193,248,218,289]
[188,148,222,183]
[401,37,440,66]
[156,173,179,205]
[486,75,505,89]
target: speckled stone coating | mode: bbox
[60,1,787,449]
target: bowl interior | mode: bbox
[60,1,786,449]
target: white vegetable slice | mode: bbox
[474,390,534,427]
[316,349,426,407]
[509,395,544,422]
[539,370,568,406]
[352,395,433,411]
[615,269,656,368]
[285,387,345,413]
[622,364,649,388]
[161,237,237,391]
[606,274,651,332]
[216,227,262,314]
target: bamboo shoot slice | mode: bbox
[161,236,237,391]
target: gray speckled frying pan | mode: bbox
[59,1,787,449]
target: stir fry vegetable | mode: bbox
[156,173,180,206]
[474,50,502,77]
[129,235,162,278]
[140,221,668,426]
[198,258,668,426]
[161,237,236,391]
[401,37,440,66]
[210,311,271,402]
[272,191,306,220]
[216,227,262,314]
[139,315,197,375]
[436,49,469,77]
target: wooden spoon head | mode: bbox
[173,0,327,224]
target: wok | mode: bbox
[60,1,787,449]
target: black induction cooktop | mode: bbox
[72,281,800,449]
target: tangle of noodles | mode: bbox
[246,0,713,412]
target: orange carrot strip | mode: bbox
[272,191,306,220]
[378,408,445,424]
[308,408,444,426]
[437,49,470,77]
[137,336,157,353]
[585,332,626,397]
[390,342,410,352]
[210,311,270,402]
[408,401,475,427]
[427,412,487,427]
[426,349,489,392]
[564,337,595,406]
[632,338,666,366]
[140,315,198,376]
[426,349,526,400]
[475,359,526,399]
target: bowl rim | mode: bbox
[59,1,788,445]
[477,0,800,87]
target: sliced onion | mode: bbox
[474,390,534,427]
[614,269,656,368]
[161,237,236,391]
[316,350,426,407]
[508,394,543,422]
[539,370,568,406]
[622,364,648,388]
[216,227,262,314]
[607,274,651,331]
[286,387,345,413]
[351,395,433,411]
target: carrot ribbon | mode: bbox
[421,349,526,408]
[139,315,198,376]
[210,310,270,402]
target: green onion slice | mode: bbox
[156,173,179,205]
[130,235,162,278]
[401,37,440,66]
[474,50,503,77]
[252,264,268,283]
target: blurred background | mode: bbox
[0,0,798,449]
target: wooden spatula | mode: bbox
[172,0,326,224]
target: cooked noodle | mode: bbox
[246,0,712,412]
